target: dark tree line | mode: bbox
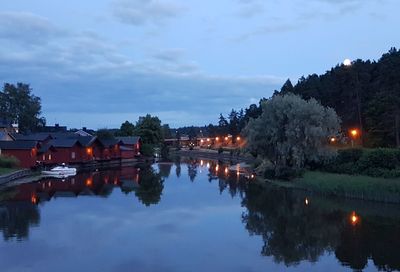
[279,47,400,148]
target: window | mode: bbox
[48,154,52,160]
[43,155,45,161]
[71,152,76,159]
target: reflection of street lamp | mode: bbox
[344,58,363,146]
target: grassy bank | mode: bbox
[269,171,400,203]
[0,167,18,176]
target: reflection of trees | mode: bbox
[174,156,181,178]
[158,163,172,179]
[242,183,342,265]
[241,183,400,271]
[187,162,198,182]
[0,202,40,241]
[134,167,164,206]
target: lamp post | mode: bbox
[350,128,360,147]
[344,59,363,146]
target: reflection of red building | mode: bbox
[7,168,141,204]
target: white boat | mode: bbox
[42,164,77,177]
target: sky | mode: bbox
[0,0,399,129]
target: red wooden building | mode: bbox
[116,137,141,158]
[0,140,40,168]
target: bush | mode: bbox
[337,148,363,164]
[263,166,303,180]
[140,144,154,157]
[0,155,19,168]
[357,149,399,170]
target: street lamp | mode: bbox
[344,58,363,146]
[350,128,360,147]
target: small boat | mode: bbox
[42,164,77,177]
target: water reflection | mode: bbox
[0,160,399,271]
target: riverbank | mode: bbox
[267,171,400,204]
[173,148,253,164]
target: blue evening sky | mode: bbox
[0,0,398,129]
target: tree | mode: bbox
[119,121,135,136]
[96,128,115,139]
[135,114,163,144]
[218,114,229,135]
[244,94,340,177]
[0,83,45,133]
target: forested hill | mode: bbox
[279,48,400,148]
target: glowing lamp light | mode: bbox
[350,129,359,138]
[86,178,93,187]
[31,195,37,205]
[225,137,229,141]
[206,162,210,168]
[201,139,204,143]
[216,137,220,141]
[225,167,229,174]
[250,174,255,179]
[350,211,360,226]
[237,136,241,141]
[215,165,219,171]
[200,160,204,166]
[207,138,211,142]
[305,198,309,205]
[86,147,93,155]
[330,137,336,143]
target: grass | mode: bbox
[269,171,400,203]
[0,167,18,176]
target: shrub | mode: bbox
[140,144,154,157]
[263,166,303,180]
[337,148,363,164]
[0,155,19,168]
[357,149,399,170]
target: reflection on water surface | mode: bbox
[0,158,399,272]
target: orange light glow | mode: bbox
[350,129,359,138]
[225,137,229,141]
[86,147,93,155]
[305,198,309,205]
[200,160,204,166]
[330,137,336,143]
[225,167,229,174]
[200,139,204,143]
[86,178,93,187]
[207,138,210,142]
[216,137,220,141]
[237,136,241,141]
[250,174,255,179]
[215,165,219,171]
[31,195,37,204]
[350,211,360,225]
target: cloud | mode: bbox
[0,11,64,45]
[234,0,265,18]
[111,0,184,26]
[153,48,185,62]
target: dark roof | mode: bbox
[0,119,12,128]
[0,140,38,150]
[116,136,140,145]
[38,143,56,153]
[77,136,99,147]
[0,132,14,141]
[120,146,134,151]
[12,133,52,141]
[48,139,81,148]
[99,138,120,147]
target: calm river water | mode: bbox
[0,158,399,272]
